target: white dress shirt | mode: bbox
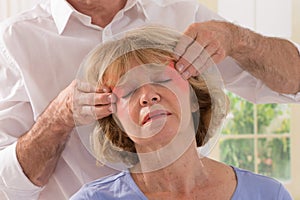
[0,0,299,199]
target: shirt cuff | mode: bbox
[0,142,42,198]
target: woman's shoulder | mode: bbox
[70,171,146,200]
[232,166,292,200]
[84,171,129,188]
[70,172,128,199]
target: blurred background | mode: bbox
[0,0,299,199]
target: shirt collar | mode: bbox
[51,0,150,35]
[51,0,74,34]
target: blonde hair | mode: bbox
[82,25,227,166]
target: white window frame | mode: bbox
[210,104,300,199]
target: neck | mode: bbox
[131,142,210,194]
[66,0,127,27]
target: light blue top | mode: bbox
[70,167,292,200]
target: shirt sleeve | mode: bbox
[0,143,42,199]
[277,183,293,200]
[0,39,43,199]
[195,3,300,104]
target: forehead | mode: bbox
[101,49,174,88]
[118,63,176,84]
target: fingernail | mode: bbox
[102,86,111,93]
[176,63,184,72]
[182,71,190,80]
[107,94,112,102]
[107,94,117,103]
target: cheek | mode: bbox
[177,79,190,92]
[116,97,139,125]
[168,82,191,116]
[115,99,128,124]
[166,79,189,104]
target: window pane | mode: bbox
[257,104,290,134]
[258,137,291,181]
[220,139,254,171]
[222,93,254,135]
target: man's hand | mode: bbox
[174,21,236,79]
[16,79,116,187]
[175,20,300,94]
[61,79,116,127]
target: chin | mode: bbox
[134,128,178,151]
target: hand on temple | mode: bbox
[174,20,235,79]
[16,79,116,186]
[67,79,116,127]
[175,20,300,94]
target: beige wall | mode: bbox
[200,0,300,43]
[0,0,38,21]
[289,104,300,199]
[292,0,300,42]
[199,0,218,12]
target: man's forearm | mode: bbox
[15,79,114,187]
[16,100,74,187]
[231,25,300,94]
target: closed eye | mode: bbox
[154,78,172,84]
[121,89,136,99]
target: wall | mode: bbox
[292,0,300,42]
[0,0,39,21]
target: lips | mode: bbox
[141,110,171,125]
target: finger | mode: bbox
[181,65,199,80]
[96,85,111,93]
[78,105,112,120]
[74,105,97,123]
[193,55,215,75]
[175,36,208,74]
[75,92,97,105]
[181,52,216,80]
[76,80,97,92]
[95,93,117,105]
[177,41,204,69]
[75,92,117,106]
[183,41,221,78]
[175,41,206,79]
[191,47,213,73]
[174,34,194,59]
[94,104,115,119]
[204,41,219,56]
[74,103,115,124]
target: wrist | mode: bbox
[41,99,75,134]
[230,24,264,58]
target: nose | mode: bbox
[139,85,161,106]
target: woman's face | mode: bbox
[112,62,193,151]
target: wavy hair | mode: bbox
[83,25,228,166]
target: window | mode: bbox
[210,94,300,198]
[220,93,291,181]
[205,0,300,198]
